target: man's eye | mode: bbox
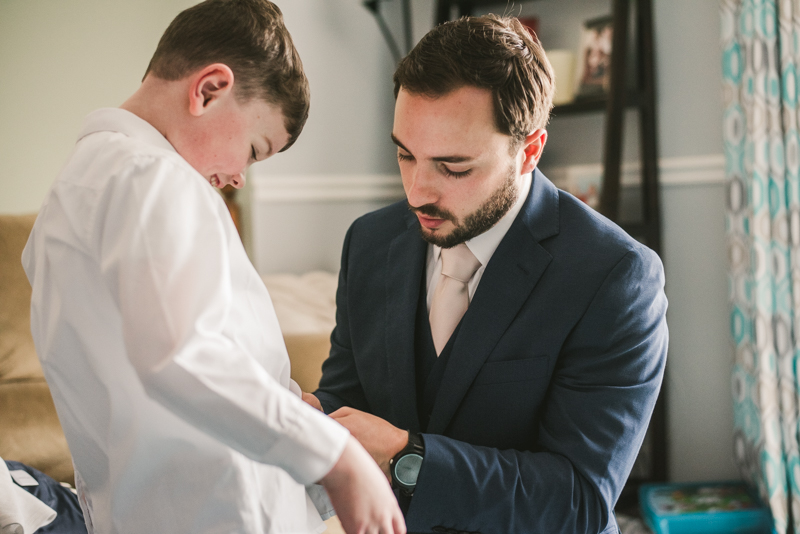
[397,153,413,161]
[443,166,471,178]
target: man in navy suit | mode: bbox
[304,15,668,534]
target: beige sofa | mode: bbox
[0,214,74,484]
[0,213,335,485]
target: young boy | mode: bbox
[21,1,404,533]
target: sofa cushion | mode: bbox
[0,381,73,484]
[284,333,332,393]
[0,214,73,484]
[0,214,43,381]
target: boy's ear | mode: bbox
[188,63,235,117]
[520,129,547,175]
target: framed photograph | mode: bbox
[517,17,539,41]
[574,15,613,98]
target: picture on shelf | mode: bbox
[517,16,539,41]
[543,166,602,210]
[574,15,613,98]
[546,49,577,106]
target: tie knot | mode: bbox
[440,243,481,283]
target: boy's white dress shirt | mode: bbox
[22,108,349,534]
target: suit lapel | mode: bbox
[426,170,561,434]
[385,212,427,433]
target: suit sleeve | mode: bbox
[314,223,371,414]
[406,248,668,534]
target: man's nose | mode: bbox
[404,167,437,207]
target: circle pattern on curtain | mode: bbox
[723,0,800,532]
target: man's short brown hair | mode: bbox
[393,15,554,150]
[145,0,308,151]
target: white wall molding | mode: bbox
[544,153,725,190]
[657,154,726,186]
[252,154,725,206]
[252,174,405,203]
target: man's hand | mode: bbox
[321,436,406,534]
[330,407,409,479]
[302,391,323,411]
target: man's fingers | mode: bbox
[301,392,323,411]
[330,406,355,419]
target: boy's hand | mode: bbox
[320,436,406,534]
[302,391,323,411]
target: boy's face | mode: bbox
[174,96,290,189]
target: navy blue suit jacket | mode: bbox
[315,170,668,534]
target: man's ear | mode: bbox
[520,129,548,175]
[188,63,235,117]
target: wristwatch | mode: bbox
[390,432,425,496]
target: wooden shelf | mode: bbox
[439,0,535,9]
[552,91,641,117]
[621,221,658,243]
[436,0,543,23]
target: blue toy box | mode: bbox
[639,481,774,534]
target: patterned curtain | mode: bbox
[723,0,800,532]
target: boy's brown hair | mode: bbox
[393,15,554,151]
[145,0,308,151]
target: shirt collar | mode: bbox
[432,171,533,267]
[78,108,177,154]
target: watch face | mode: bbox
[394,453,423,487]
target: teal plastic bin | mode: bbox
[639,481,773,534]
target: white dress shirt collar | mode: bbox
[79,108,177,153]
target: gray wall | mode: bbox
[662,182,734,482]
[0,0,195,214]
[655,1,735,483]
[654,0,724,159]
[253,2,398,176]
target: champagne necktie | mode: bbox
[429,243,481,355]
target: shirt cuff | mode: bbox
[288,379,302,397]
[268,401,350,486]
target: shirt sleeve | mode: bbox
[97,155,348,485]
[289,379,303,397]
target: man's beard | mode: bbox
[410,164,519,249]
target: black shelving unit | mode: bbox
[437,0,666,512]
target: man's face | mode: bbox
[174,96,290,189]
[392,86,526,248]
